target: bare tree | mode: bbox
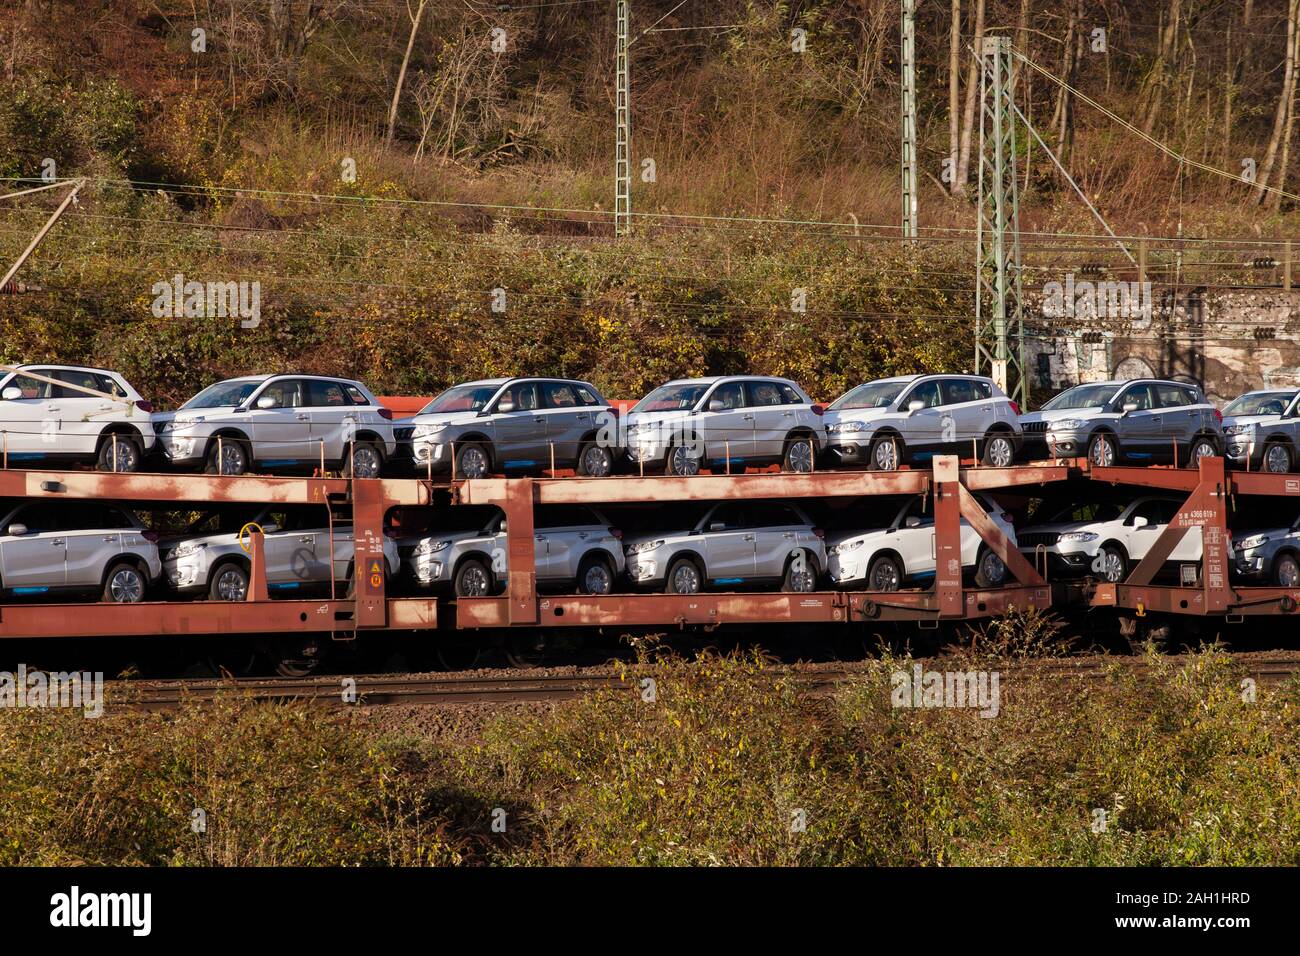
[948,0,961,196]
[954,0,986,198]
[1141,0,1183,136]
[386,0,428,146]
[1255,0,1299,205]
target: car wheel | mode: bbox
[343,441,383,478]
[96,435,142,473]
[665,444,701,476]
[454,557,493,597]
[577,441,614,477]
[1096,544,1127,583]
[209,561,250,601]
[205,438,249,476]
[782,551,818,592]
[973,548,1007,588]
[455,442,491,479]
[1264,442,1293,474]
[782,435,815,473]
[868,437,901,471]
[1087,433,1117,468]
[576,554,615,594]
[866,554,903,592]
[664,557,703,594]
[1275,553,1300,587]
[103,561,147,604]
[1186,437,1218,468]
[981,433,1015,468]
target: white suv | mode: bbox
[155,374,397,476]
[400,504,625,597]
[825,494,1015,590]
[1016,496,1201,582]
[0,364,156,471]
[0,499,161,602]
[623,500,826,592]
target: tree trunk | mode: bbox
[1141,0,1183,136]
[948,0,962,196]
[1050,0,1077,159]
[1256,0,1299,203]
[1271,2,1300,209]
[954,0,986,197]
[385,0,427,147]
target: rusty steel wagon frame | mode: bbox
[0,457,1070,641]
[1089,456,1300,619]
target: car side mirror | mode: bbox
[709,521,725,531]
[497,398,515,413]
[1121,402,1139,414]
[498,520,508,533]
[905,516,922,528]
[1,387,21,401]
[708,399,725,412]
[1132,515,1149,528]
[261,523,280,534]
[907,400,924,414]
[6,523,27,536]
[257,395,277,409]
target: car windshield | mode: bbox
[420,384,500,414]
[633,383,710,413]
[1223,392,1295,416]
[1041,383,1119,410]
[828,380,907,410]
[1048,502,1124,523]
[182,380,260,410]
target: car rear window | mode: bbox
[344,385,370,406]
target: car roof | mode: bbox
[17,363,127,377]
[661,375,800,387]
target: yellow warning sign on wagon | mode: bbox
[369,559,383,589]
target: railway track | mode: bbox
[113,653,1300,710]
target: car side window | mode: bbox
[1130,500,1165,524]
[344,385,370,406]
[1118,384,1155,410]
[575,386,600,406]
[53,370,105,399]
[499,382,540,412]
[904,380,942,409]
[542,382,579,408]
[259,379,304,409]
[752,503,801,528]
[14,503,63,532]
[708,382,745,410]
[900,497,935,528]
[708,504,750,529]
[1154,384,1189,408]
[306,380,349,407]
[5,374,54,400]
[776,383,804,404]
[747,381,784,407]
[940,378,980,405]
[536,505,597,528]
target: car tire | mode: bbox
[576,553,615,594]
[1264,441,1294,474]
[868,436,902,471]
[664,557,703,594]
[981,432,1016,468]
[102,560,147,604]
[782,435,815,473]
[664,444,702,477]
[866,554,903,592]
[1275,552,1300,587]
[454,442,492,479]
[205,438,250,476]
[576,441,614,477]
[96,434,142,473]
[342,441,384,478]
[781,551,818,592]
[1087,433,1117,468]
[973,547,1007,588]
[209,560,251,601]
[1096,543,1128,584]
[1186,436,1218,469]
[453,557,494,597]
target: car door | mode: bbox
[1155,384,1200,458]
[898,379,945,458]
[248,378,313,464]
[538,381,589,467]
[492,381,548,469]
[744,380,791,461]
[1122,499,1168,560]
[261,509,322,586]
[53,369,120,457]
[698,381,753,464]
[0,502,68,590]
[894,497,938,576]
[1113,383,1163,458]
[699,503,757,582]
[0,369,61,457]
[62,502,126,588]
[939,378,986,454]
[750,502,807,581]
[305,379,357,465]
[534,505,601,581]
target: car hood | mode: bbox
[408,411,487,429]
[821,407,895,428]
[399,528,497,551]
[1233,526,1293,546]
[154,406,243,427]
[622,529,691,549]
[1222,413,1282,431]
[624,408,695,427]
[826,527,893,549]
[1019,406,1107,425]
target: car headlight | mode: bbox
[1057,531,1099,543]
[169,542,207,560]
[1236,535,1270,550]
[1223,424,1253,436]
[626,539,664,554]
[414,424,447,439]
[413,539,452,556]
[1048,419,1083,430]
[829,539,864,555]
[829,421,867,435]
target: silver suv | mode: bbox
[0,364,156,472]
[405,377,616,478]
[154,374,396,476]
[623,500,826,593]
[400,504,625,596]
[1019,379,1223,467]
[161,505,400,600]
[1233,512,1300,585]
[823,374,1022,470]
[623,376,826,475]
[1222,389,1300,472]
[0,499,161,602]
